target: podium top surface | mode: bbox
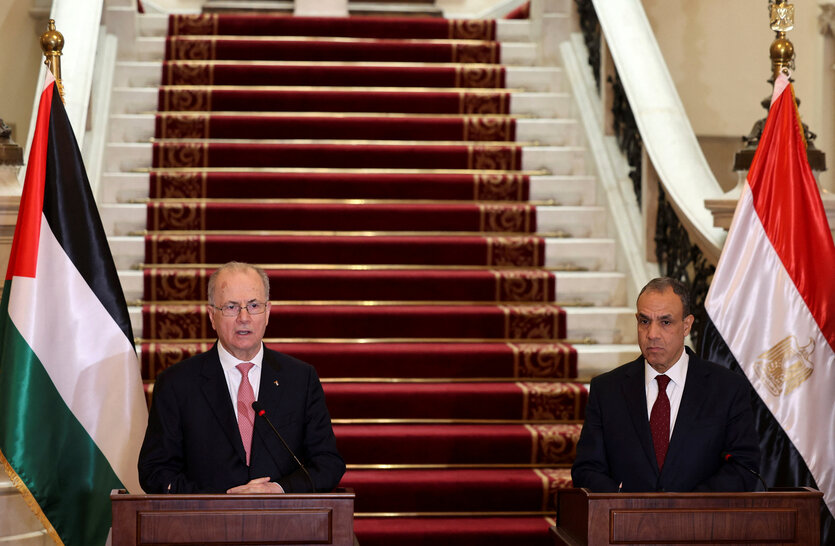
[111,487,356,501]
[575,486,821,500]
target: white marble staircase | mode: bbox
[100,10,640,378]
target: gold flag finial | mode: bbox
[40,19,65,102]
[769,1,795,79]
[733,1,826,174]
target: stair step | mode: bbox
[109,233,615,273]
[101,202,605,237]
[349,0,438,5]
[139,303,569,341]
[134,14,539,42]
[110,87,571,117]
[105,141,586,174]
[0,479,49,541]
[346,3,444,18]
[132,303,633,344]
[158,36,536,65]
[137,267,561,303]
[166,14,501,40]
[113,59,562,91]
[333,423,581,464]
[160,60,516,88]
[139,341,580,381]
[136,233,612,268]
[137,14,170,38]
[323,382,587,420]
[202,1,294,15]
[101,172,596,205]
[138,341,637,381]
[107,113,579,145]
[343,468,571,512]
[121,268,624,306]
[201,1,444,17]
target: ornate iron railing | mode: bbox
[574,0,601,93]
[575,0,713,346]
[608,71,643,207]
[654,187,715,349]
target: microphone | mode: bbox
[252,401,315,492]
[722,452,768,492]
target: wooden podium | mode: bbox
[111,488,355,546]
[550,487,822,545]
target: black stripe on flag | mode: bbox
[701,317,833,544]
[40,88,135,347]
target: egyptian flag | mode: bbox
[0,72,147,544]
[701,73,834,543]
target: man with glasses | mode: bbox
[138,262,345,494]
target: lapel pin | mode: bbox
[274,380,279,386]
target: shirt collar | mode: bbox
[645,348,689,388]
[217,342,264,373]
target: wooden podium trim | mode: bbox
[138,508,333,544]
[552,488,823,546]
[112,490,355,546]
[610,508,797,543]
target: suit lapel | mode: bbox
[252,350,287,470]
[258,350,284,415]
[665,352,708,470]
[621,358,658,472]
[200,346,248,464]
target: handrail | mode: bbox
[591,0,726,263]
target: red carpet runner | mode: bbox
[140,12,585,545]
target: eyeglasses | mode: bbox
[212,301,268,317]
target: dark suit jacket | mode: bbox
[138,345,345,494]
[571,348,760,492]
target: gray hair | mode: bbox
[207,261,270,304]
[638,277,691,317]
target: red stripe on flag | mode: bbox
[747,81,835,350]
[5,79,55,280]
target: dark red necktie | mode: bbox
[650,374,671,470]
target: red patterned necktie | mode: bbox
[236,362,256,465]
[650,374,671,470]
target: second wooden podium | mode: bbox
[111,489,355,546]
[551,487,822,545]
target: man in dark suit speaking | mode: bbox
[138,262,345,494]
[571,277,760,492]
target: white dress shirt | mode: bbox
[218,342,264,421]
[644,350,689,439]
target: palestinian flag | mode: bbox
[0,72,147,545]
[702,73,835,543]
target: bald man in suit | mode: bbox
[138,262,344,494]
[571,278,760,492]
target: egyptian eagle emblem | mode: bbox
[754,335,814,397]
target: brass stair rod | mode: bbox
[40,19,65,102]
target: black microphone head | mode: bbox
[252,400,264,413]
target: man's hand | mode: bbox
[227,477,285,494]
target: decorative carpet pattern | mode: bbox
[149,172,530,200]
[143,267,554,302]
[138,12,585,545]
[154,113,517,141]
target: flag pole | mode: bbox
[39,19,65,103]
[732,1,826,176]
[767,0,795,81]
